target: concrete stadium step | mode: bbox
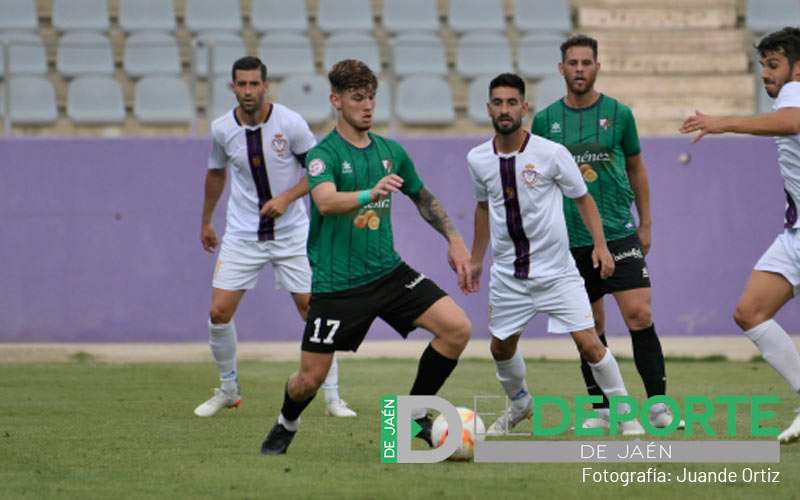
[586,29,752,55]
[600,51,749,74]
[596,75,755,99]
[578,6,737,29]
[622,96,754,121]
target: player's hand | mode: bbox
[260,193,291,218]
[637,223,652,256]
[370,174,404,200]
[592,245,615,279]
[465,259,483,294]
[447,236,473,293]
[679,110,726,143]
[200,223,218,253]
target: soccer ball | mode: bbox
[431,407,486,461]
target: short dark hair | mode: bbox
[757,27,800,68]
[560,34,598,61]
[328,59,378,93]
[489,73,525,98]
[231,56,267,82]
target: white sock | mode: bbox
[495,350,532,411]
[588,349,631,416]
[744,319,800,392]
[278,413,299,432]
[322,354,340,403]
[209,319,238,393]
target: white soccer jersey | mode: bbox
[467,132,588,279]
[773,81,800,229]
[208,103,316,241]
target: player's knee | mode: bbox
[734,302,767,331]
[577,339,605,364]
[209,306,234,325]
[444,314,471,350]
[624,306,652,331]
[490,339,515,361]
[297,371,325,396]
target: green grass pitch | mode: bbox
[1,357,798,499]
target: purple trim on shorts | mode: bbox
[499,156,530,278]
[785,189,797,229]
[245,128,275,241]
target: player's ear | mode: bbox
[228,81,235,93]
[329,92,341,111]
[558,61,565,75]
[521,100,530,116]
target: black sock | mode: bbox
[631,324,666,397]
[280,385,315,422]
[580,333,610,409]
[409,343,458,397]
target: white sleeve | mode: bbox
[776,82,800,110]
[466,154,488,202]
[288,112,317,155]
[207,126,227,170]
[552,145,588,199]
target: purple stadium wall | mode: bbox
[0,136,796,342]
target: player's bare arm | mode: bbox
[201,169,226,253]
[409,187,472,292]
[573,193,614,278]
[625,154,652,255]
[680,108,800,143]
[310,174,404,215]
[260,176,309,218]
[467,201,490,293]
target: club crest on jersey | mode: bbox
[550,122,561,134]
[382,159,392,173]
[309,158,326,177]
[522,163,537,188]
[599,118,611,130]
[271,133,289,156]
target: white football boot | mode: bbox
[325,399,357,417]
[487,403,532,435]
[193,387,241,417]
[778,409,800,444]
[581,408,610,430]
[649,402,686,430]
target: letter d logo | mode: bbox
[396,395,462,463]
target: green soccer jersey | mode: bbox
[532,94,641,248]
[305,130,423,293]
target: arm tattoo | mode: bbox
[410,188,460,240]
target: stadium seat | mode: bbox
[534,74,565,113]
[57,31,114,77]
[0,0,38,31]
[517,32,564,79]
[316,0,374,33]
[514,0,572,33]
[395,75,454,124]
[194,31,246,78]
[9,75,57,124]
[124,31,181,77]
[455,31,513,78]
[259,32,315,78]
[52,0,110,32]
[118,0,176,33]
[467,75,493,124]
[391,32,447,77]
[277,74,332,125]
[382,0,439,33]
[323,32,381,73]
[746,0,800,34]
[209,77,238,120]
[184,0,242,33]
[0,31,47,77]
[251,0,308,33]
[374,77,392,124]
[134,75,194,123]
[67,75,125,123]
[448,0,505,34]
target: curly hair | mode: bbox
[328,59,378,93]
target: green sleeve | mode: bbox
[620,106,641,157]
[391,142,424,196]
[306,146,337,191]
[532,111,547,137]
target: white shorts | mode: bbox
[212,231,311,293]
[754,229,800,295]
[488,268,595,340]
